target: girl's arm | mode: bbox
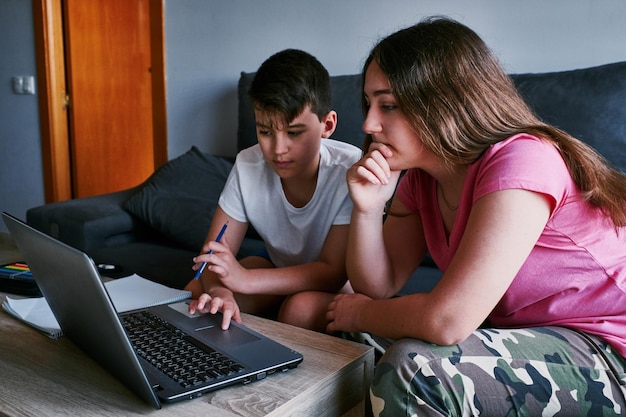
[346,197,427,299]
[344,143,427,298]
[329,188,552,345]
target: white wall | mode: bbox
[165,0,626,158]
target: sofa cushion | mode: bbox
[511,61,626,173]
[237,71,365,152]
[123,146,234,252]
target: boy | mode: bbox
[185,49,362,332]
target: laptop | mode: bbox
[2,212,303,409]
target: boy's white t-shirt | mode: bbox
[218,139,362,267]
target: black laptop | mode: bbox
[2,212,303,409]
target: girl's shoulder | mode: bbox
[486,133,560,161]
[472,133,573,206]
[477,133,566,177]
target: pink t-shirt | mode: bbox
[396,134,626,355]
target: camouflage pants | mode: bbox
[371,327,626,417]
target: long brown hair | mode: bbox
[363,16,626,228]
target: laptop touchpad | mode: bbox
[166,301,260,346]
[195,324,260,347]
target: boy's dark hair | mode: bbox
[248,49,332,126]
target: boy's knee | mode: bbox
[278,292,315,323]
[278,291,330,332]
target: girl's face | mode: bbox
[362,61,436,171]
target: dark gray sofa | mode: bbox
[27,61,626,291]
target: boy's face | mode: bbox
[254,105,336,181]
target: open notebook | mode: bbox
[2,274,191,338]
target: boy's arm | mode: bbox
[225,223,349,296]
[184,206,248,298]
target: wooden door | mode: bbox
[33,0,167,202]
[64,0,154,197]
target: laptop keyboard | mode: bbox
[121,311,245,388]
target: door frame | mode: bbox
[32,0,167,203]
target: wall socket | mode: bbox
[12,75,36,95]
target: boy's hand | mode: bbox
[183,278,204,299]
[193,237,250,294]
[188,288,242,330]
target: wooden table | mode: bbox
[0,291,373,416]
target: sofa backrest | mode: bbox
[511,61,626,173]
[238,61,626,173]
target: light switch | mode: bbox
[12,76,23,94]
[11,75,36,95]
[23,76,35,95]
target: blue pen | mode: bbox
[194,222,228,279]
